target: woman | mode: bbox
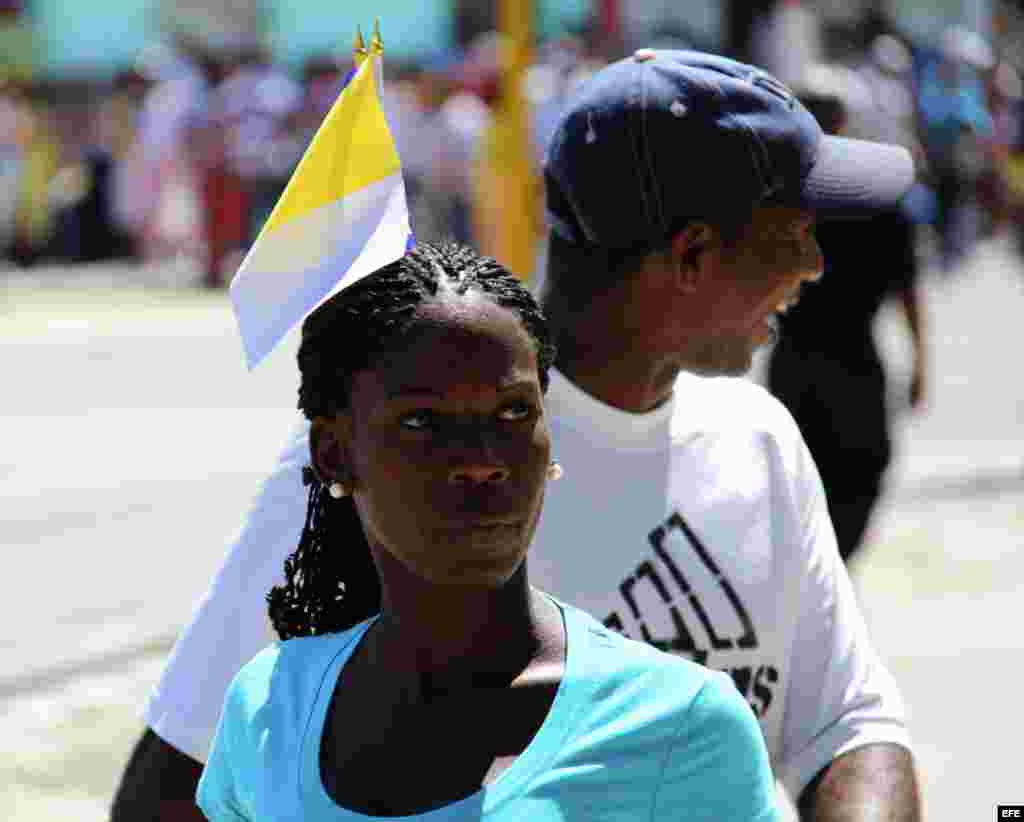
[197,242,777,821]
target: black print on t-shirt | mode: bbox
[603,511,779,717]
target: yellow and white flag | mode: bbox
[230,30,413,369]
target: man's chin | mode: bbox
[681,334,768,378]
[686,357,753,378]
[751,314,780,349]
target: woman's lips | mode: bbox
[460,517,522,530]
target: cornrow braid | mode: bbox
[267,241,556,640]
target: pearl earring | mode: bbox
[328,481,347,499]
[547,461,564,481]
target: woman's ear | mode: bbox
[670,222,714,294]
[310,416,353,488]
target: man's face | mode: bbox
[683,206,823,376]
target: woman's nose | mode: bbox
[449,464,511,485]
[446,424,510,485]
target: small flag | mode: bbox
[230,26,413,369]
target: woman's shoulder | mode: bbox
[562,601,725,712]
[225,621,373,721]
[559,602,768,783]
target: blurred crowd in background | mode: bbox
[0,2,1020,649]
[1,1,1024,288]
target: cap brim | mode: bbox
[797,135,915,218]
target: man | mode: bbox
[112,50,921,821]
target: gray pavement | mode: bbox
[2,236,1023,820]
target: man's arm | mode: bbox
[798,743,921,822]
[770,400,920,817]
[110,728,205,822]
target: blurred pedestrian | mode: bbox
[768,86,928,564]
[89,67,151,261]
[191,47,249,289]
[917,26,994,271]
[47,71,144,264]
[379,55,451,242]
[846,35,936,230]
[111,50,921,822]
[978,60,1023,236]
[749,0,823,89]
[208,47,303,250]
[0,77,25,257]
[435,62,490,245]
[112,35,210,271]
[381,60,427,200]
[9,82,59,267]
[1003,67,1024,255]
[848,35,925,168]
[293,54,346,143]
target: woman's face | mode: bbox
[322,292,551,588]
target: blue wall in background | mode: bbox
[270,1,451,66]
[35,0,159,74]
[32,0,453,76]
[30,0,591,78]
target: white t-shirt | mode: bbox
[145,368,909,801]
[531,370,909,798]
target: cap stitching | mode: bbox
[625,67,656,242]
[554,119,598,244]
[638,64,668,237]
[689,71,775,203]
[739,115,779,199]
[647,63,728,238]
[712,82,776,200]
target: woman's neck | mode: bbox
[368,562,563,694]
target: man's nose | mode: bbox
[805,236,825,282]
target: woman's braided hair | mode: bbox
[267,241,556,640]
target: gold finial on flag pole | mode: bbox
[353,25,368,66]
[370,18,384,53]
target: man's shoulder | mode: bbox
[669,372,799,441]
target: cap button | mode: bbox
[633,48,656,62]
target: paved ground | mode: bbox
[1,236,1022,820]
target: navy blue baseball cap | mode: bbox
[544,50,916,250]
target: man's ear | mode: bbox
[669,222,715,294]
[310,415,353,488]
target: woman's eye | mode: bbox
[498,402,533,421]
[400,411,436,430]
